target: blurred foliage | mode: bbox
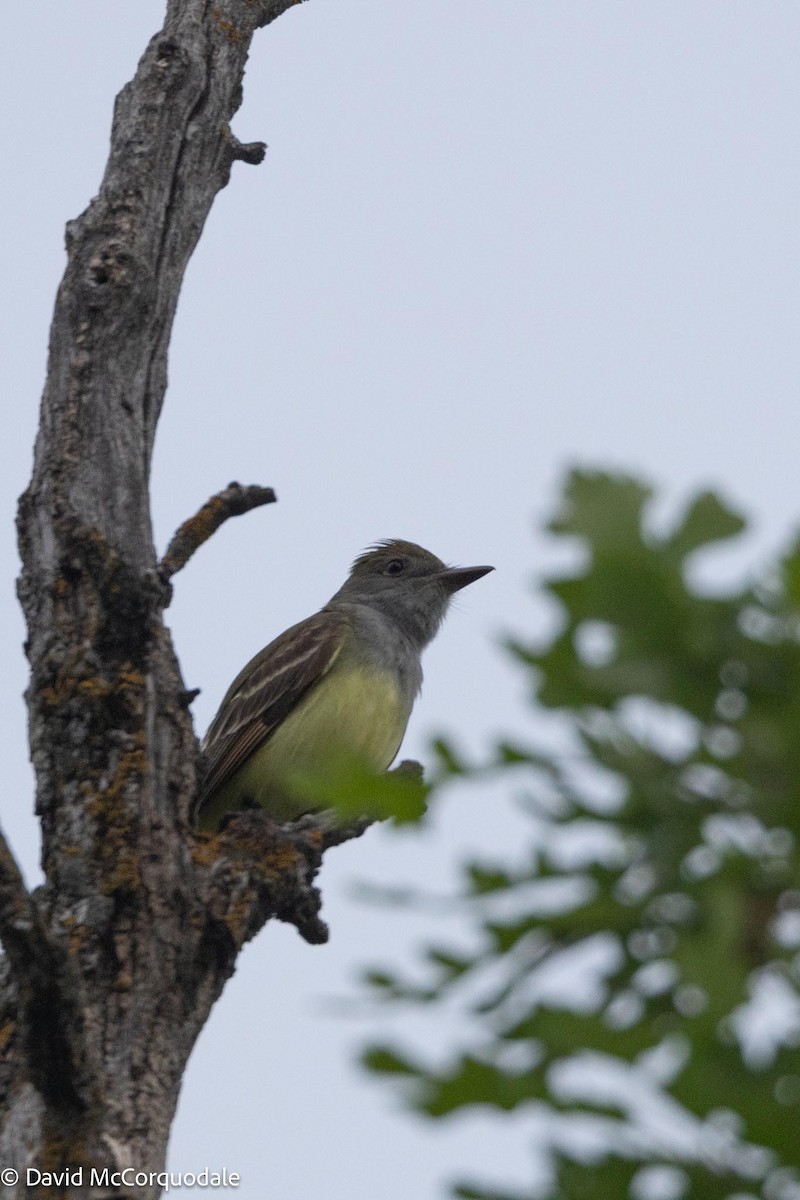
[287,751,430,824]
[359,470,800,1200]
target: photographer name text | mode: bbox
[10,1167,240,1191]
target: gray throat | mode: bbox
[328,600,426,704]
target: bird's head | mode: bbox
[330,539,493,646]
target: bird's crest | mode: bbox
[350,539,445,575]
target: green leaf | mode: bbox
[361,1047,421,1076]
[452,1183,532,1200]
[430,736,471,776]
[781,535,800,611]
[666,491,746,560]
[548,470,652,549]
[549,1157,642,1200]
[417,1054,550,1117]
[286,752,430,823]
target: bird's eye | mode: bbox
[384,558,405,575]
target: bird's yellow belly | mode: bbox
[201,666,409,827]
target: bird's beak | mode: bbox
[438,564,494,594]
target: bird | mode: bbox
[196,539,493,831]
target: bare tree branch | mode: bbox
[227,132,268,165]
[202,814,360,948]
[4,0,331,1187]
[159,481,276,582]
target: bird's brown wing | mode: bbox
[199,610,347,801]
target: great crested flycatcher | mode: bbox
[196,539,493,830]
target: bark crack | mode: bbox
[0,831,95,1113]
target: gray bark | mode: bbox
[0,2,363,1195]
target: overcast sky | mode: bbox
[2,3,800,1197]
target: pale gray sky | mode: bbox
[2,3,799,1197]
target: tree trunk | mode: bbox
[0,2,357,1195]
